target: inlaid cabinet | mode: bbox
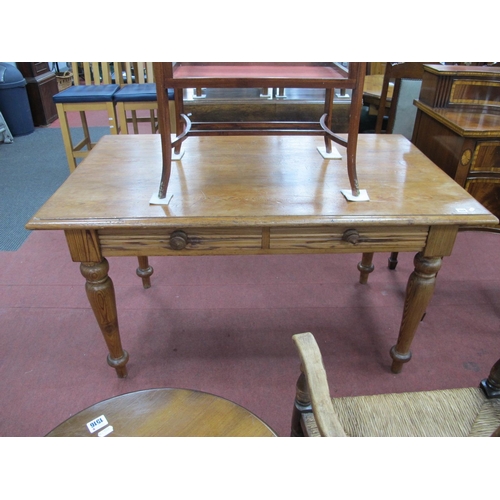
[412,64,500,230]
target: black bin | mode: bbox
[0,63,34,136]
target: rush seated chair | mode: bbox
[53,62,120,172]
[291,332,500,437]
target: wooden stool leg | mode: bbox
[136,256,153,289]
[117,103,129,134]
[107,102,119,135]
[390,253,442,373]
[149,109,156,133]
[132,110,139,134]
[80,259,129,378]
[80,111,92,150]
[56,104,77,172]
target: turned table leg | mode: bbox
[136,256,153,289]
[358,252,374,284]
[80,259,129,378]
[390,252,442,374]
[388,251,399,270]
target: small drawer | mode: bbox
[270,226,428,253]
[471,141,500,173]
[99,227,263,256]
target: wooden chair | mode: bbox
[113,63,175,134]
[291,332,500,437]
[112,63,157,134]
[375,62,440,137]
[53,62,120,172]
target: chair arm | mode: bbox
[292,332,346,437]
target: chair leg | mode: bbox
[116,103,129,134]
[291,371,311,437]
[79,111,92,150]
[131,110,139,134]
[56,103,78,172]
[149,109,156,133]
[107,102,119,135]
[480,358,500,398]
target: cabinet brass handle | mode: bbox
[169,230,189,250]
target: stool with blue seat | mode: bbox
[53,62,120,172]
[114,83,157,134]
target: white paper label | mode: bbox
[86,415,108,434]
[98,426,114,437]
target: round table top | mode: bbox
[46,388,277,437]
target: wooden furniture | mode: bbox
[16,62,58,126]
[53,62,120,172]
[375,62,440,135]
[26,134,498,378]
[291,332,500,437]
[46,388,276,437]
[367,63,387,76]
[412,64,500,232]
[373,63,440,269]
[113,62,157,134]
[362,74,393,116]
[153,62,366,199]
[113,62,176,134]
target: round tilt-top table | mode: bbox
[46,388,277,437]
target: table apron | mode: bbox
[90,225,433,258]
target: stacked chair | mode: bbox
[114,62,159,134]
[291,332,500,437]
[53,62,176,172]
[53,62,120,172]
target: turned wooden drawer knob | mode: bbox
[342,229,360,245]
[169,230,189,250]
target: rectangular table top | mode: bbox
[27,134,498,231]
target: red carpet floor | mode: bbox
[1,228,499,437]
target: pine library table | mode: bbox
[26,134,498,378]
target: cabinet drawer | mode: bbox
[270,226,428,252]
[471,141,500,173]
[99,228,263,256]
